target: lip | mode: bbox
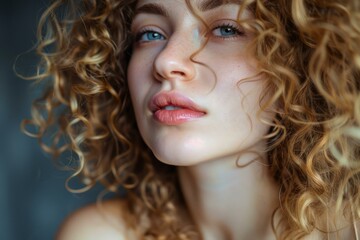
[149,92,206,125]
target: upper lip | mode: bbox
[149,92,206,113]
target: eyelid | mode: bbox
[209,19,244,31]
[208,19,245,38]
[130,14,169,38]
[133,25,167,43]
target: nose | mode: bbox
[153,32,196,82]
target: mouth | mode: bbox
[161,105,184,110]
[149,92,206,125]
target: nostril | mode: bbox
[154,72,165,80]
[171,71,185,76]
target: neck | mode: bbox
[177,149,279,240]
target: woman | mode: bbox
[24,0,360,239]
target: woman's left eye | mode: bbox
[212,25,244,38]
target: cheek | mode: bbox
[207,47,258,84]
[127,54,150,101]
[213,62,259,104]
[127,54,142,88]
[214,65,268,131]
[127,62,145,123]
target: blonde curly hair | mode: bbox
[23,0,360,239]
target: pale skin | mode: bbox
[55,0,356,239]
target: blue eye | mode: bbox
[137,30,165,42]
[212,25,243,38]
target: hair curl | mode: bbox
[22,0,360,239]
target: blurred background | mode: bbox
[1,1,102,239]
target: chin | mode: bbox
[153,151,201,166]
[150,146,207,167]
[143,134,207,166]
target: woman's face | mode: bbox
[128,0,272,166]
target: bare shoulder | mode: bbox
[55,199,134,240]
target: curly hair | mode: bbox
[23,0,360,239]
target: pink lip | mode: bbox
[149,92,206,125]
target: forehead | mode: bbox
[135,0,244,11]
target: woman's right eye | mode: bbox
[135,30,166,42]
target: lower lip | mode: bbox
[154,109,205,125]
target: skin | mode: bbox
[55,1,356,239]
[128,0,271,167]
[127,0,279,239]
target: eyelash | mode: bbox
[133,22,245,43]
[211,23,245,39]
[134,27,165,43]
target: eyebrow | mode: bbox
[135,3,169,17]
[135,0,244,17]
[198,0,243,12]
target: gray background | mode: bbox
[1,1,104,239]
